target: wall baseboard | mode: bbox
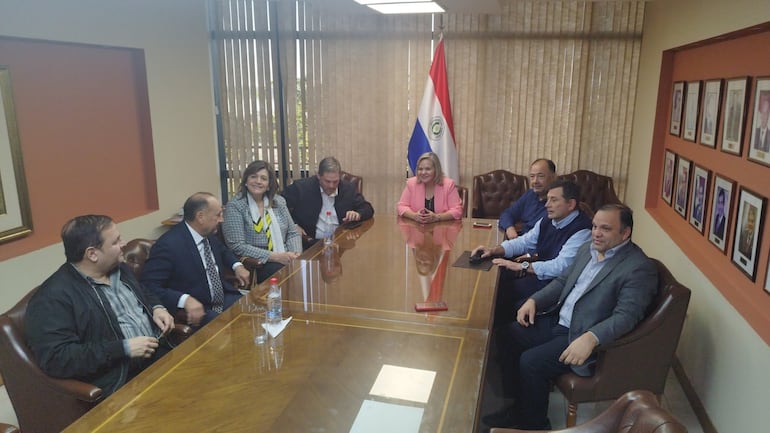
[672,356,718,433]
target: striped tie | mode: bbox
[254,212,273,251]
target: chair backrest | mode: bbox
[0,288,101,432]
[490,390,687,433]
[557,259,691,404]
[472,170,529,218]
[557,169,621,213]
[456,185,469,218]
[340,170,363,195]
[123,238,156,278]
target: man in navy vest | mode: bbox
[472,180,591,326]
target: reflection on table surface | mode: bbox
[251,215,501,330]
[63,215,500,433]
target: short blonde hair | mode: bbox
[416,152,444,185]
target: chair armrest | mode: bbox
[240,257,263,270]
[45,376,103,402]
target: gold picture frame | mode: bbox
[0,66,32,244]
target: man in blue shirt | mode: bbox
[498,159,558,240]
[473,180,591,326]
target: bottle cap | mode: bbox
[270,277,278,284]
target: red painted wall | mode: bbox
[646,24,770,345]
[0,37,158,261]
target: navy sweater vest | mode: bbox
[536,211,592,260]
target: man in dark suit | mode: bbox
[712,188,727,240]
[485,204,658,430]
[141,192,250,327]
[283,156,374,246]
[737,205,757,259]
[753,97,770,152]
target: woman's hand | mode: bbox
[270,251,300,265]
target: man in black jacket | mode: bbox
[283,156,374,246]
[26,215,175,397]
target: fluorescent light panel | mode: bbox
[367,2,444,14]
[354,0,430,4]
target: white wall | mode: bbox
[628,0,770,431]
[0,0,219,311]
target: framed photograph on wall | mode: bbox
[721,76,750,155]
[699,79,723,147]
[708,175,735,253]
[748,77,770,166]
[670,81,684,136]
[765,257,770,295]
[683,80,701,141]
[662,150,676,204]
[731,187,766,281]
[689,165,710,233]
[673,157,691,217]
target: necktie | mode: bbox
[202,238,224,313]
[254,213,273,251]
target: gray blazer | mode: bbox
[223,193,302,263]
[531,240,658,349]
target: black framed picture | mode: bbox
[670,81,684,136]
[731,187,766,281]
[683,80,701,142]
[699,79,722,148]
[748,77,770,166]
[688,165,710,233]
[662,150,676,205]
[708,175,735,253]
[721,76,750,155]
[673,157,691,217]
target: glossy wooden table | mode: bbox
[64,215,501,433]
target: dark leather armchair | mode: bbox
[555,259,691,427]
[340,170,363,194]
[490,390,686,433]
[0,287,103,433]
[456,185,469,218]
[557,170,621,213]
[472,170,529,218]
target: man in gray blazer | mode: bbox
[484,204,658,430]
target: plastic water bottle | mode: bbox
[324,210,337,246]
[266,277,282,326]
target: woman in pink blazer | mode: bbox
[397,152,463,223]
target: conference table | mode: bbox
[64,215,502,433]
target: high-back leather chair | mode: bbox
[472,170,529,218]
[490,390,687,433]
[456,185,469,218]
[123,238,155,278]
[557,169,621,213]
[555,259,691,427]
[340,170,363,195]
[0,288,103,433]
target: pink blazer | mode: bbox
[397,176,463,220]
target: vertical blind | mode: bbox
[210,0,644,213]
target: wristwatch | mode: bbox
[520,261,530,272]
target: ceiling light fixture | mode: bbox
[354,0,445,15]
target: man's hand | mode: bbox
[471,245,494,258]
[559,332,599,366]
[516,298,537,326]
[343,210,361,222]
[492,258,525,272]
[297,224,307,237]
[505,226,518,240]
[152,308,174,336]
[184,296,205,326]
[234,265,250,287]
[127,336,159,358]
